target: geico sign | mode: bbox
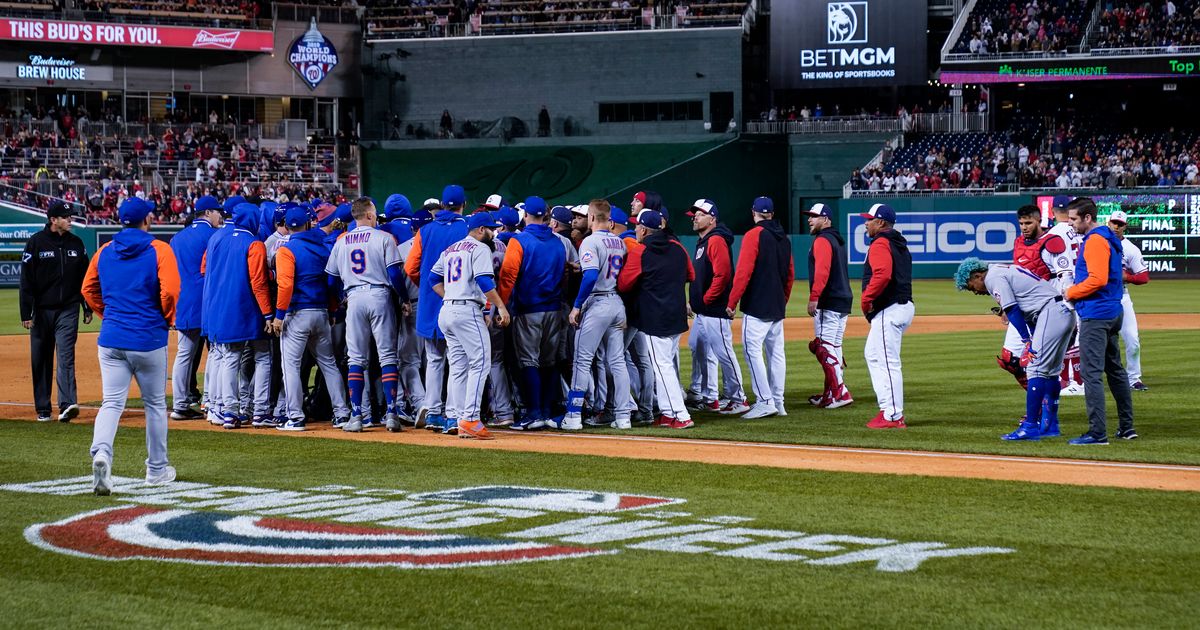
[801,47,896,68]
[852,221,1017,261]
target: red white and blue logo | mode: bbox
[288,18,338,90]
[25,506,608,569]
[409,486,686,513]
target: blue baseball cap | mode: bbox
[805,202,833,218]
[860,203,897,223]
[551,205,573,224]
[284,206,311,229]
[610,207,628,225]
[442,184,466,207]
[222,195,245,215]
[411,209,434,228]
[334,202,354,224]
[686,199,718,218]
[637,210,665,230]
[1051,195,1073,209]
[497,206,521,227]
[194,195,221,213]
[467,212,502,231]
[751,196,774,214]
[524,196,548,217]
[383,194,412,220]
[118,198,154,226]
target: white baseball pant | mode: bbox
[690,314,744,403]
[742,314,786,409]
[814,309,849,388]
[647,333,690,421]
[864,302,914,421]
[1119,292,1141,384]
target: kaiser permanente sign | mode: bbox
[0,18,273,53]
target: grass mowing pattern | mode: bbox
[0,420,1197,627]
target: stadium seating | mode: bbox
[71,0,265,27]
[949,0,1093,55]
[1092,0,1200,51]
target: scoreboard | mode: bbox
[1037,194,1200,277]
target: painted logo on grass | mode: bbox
[409,486,684,513]
[26,505,607,569]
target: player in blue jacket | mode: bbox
[169,195,223,420]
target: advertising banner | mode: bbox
[0,18,274,53]
[771,0,927,88]
[847,211,1018,265]
[941,55,1200,84]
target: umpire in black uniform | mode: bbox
[19,201,91,422]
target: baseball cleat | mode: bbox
[610,417,632,430]
[58,404,80,423]
[631,411,655,426]
[414,407,429,429]
[1116,428,1139,440]
[278,419,307,432]
[208,413,223,426]
[396,409,414,425]
[385,413,403,433]
[866,412,907,429]
[1131,381,1149,391]
[170,408,205,421]
[423,414,446,431]
[667,418,695,429]
[221,414,242,430]
[332,416,349,429]
[92,453,113,496]
[683,392,705,410]
[583,414,610,427]
[250,415,270,428]
[741,402,778,420]
[653,414,676,427]
[718,399,751,415]
[510,416,546,431]
[825,391,854,410]
[457,419,493,440]
[145,466,177,486]
[1068,434,1109,445]
[547,414,583,431]
[775,404,787,417]
[1002,421,1042,441]
[363,418,384,429]
[808,393,829,406]
[441,420,459,435]
[342,418,364,433]
[487,417,514,428]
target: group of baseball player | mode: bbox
[955,195,1148,445]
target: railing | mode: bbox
[944,43,1200,61]
[273,2,363,25]
[51,8,267,30]
[940,0,977,61]
[744,113,989,135]
[0,118,266,142]
[844,182,1200,198]
[0,182,87,214]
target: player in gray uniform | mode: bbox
[431,212,511,439]
[261,208,290,424]
[485,217,517,426]
[554,200,634,430]
[325,197,407,433]
[270,206,350,431]
[957,258,1076,441]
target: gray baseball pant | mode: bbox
[488,321,514,420]
[439,302,491,422]
[30,305,79,416]
[238,339,272,416]
[281,310,350,421]
[1079,315,1135,438]
[624,326,655,416]
[572,294,633,419]
[172,328,203,412]
[90,345,169,476]
[398,308,425,409]
[422,337,448,415]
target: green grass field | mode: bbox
[1,280,1196,335]
[0,421,1198,628]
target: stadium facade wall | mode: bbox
[362,28,742,139]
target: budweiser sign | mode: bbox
[193,30,241,49]
[0,18,273,52]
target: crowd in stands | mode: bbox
[0,106,342,224]
[850,125,1200,191]
[1094,1,1200,50]
[77,0,266,21]
[759,100,988,123]
[952,0,1091,54]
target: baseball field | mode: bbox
[1,281,1198,627]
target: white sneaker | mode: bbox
[208,412,223,426]
[741,402,778,419]
[551,414,583,431]
[145,466,177,485]
[775,403,787,417]
[58,404,80,422]
[718,399,751,415]
[610,417,632,430]
[92,454,113,496]
[1061,383,1086,396]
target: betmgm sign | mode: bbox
[772,0,927,88]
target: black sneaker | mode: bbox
[1131,381,1149,391]
[1116,428,1139,440]
[170,408,205,421]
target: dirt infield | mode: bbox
[3,313,1200,493]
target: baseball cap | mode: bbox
[497,206,521,228]
[315,202,338,227]
[484,194,504,210]
[118,198,154,226]
[422,198,442,211]
[383,194,412,220]
[442,184,466,207]
[633,191,647,205]
[551,205,572,224]
[571,204,588,217]
[686,199,718,218]
[637,210,664,230]
[1052,195,1073,209]
[194,195,221,214]
[333,203,354,224]
[610,207,628,226]
[751,196,774,214]
[524,196,548,217]
[467,211,502,231]
[284,206,311,229]
[47,201,74,219]
[1109,210,1129,224]
[860,203,897,223]
[411,209,433,228]
[222,195,245,216]
[805,202,833,218]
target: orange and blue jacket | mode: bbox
[81,229,180,352]
[201,204,272,343]
[1067,225,1123,320]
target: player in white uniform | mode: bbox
[555,200,633,430]
[431,212,511,439]
[1046,198,1086,395]
[1107,211,1150,390]
[325,198,408,433]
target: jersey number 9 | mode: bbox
[350,248,366,275]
